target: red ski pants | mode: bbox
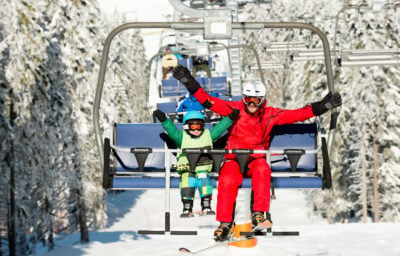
[216,158,271,223]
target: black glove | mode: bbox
[153,110,167,122]
[228,109,240,120]
[311,92,342,116]
[172,65,200,94]
[172,65,192,83]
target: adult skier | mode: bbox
[172,65,342,241]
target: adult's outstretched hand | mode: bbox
[311,92,342,116]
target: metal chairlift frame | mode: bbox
[93,1,338,237]
[290,48,400,65]
[331,3,400,66]
[94,21,337,171]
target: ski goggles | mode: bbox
[243,96,263,106]
[184,122,204,131]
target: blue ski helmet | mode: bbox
[182,111,205,124]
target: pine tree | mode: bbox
[240,0,400,222]
[0,0,106,253]
[0,0,151,253]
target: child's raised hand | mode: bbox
[153,110,167,122]
[228,109,240,120]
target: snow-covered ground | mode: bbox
[34,189,400,256]
[31,2,399,256]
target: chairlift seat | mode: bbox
[105,122,326,189]
[161,78,186,97]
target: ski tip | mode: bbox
[179,247,191,253]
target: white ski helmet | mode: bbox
[242,80,266,105]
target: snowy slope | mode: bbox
[34,189,400,256]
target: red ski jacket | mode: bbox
[193,87,315,157]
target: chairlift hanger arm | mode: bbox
[94,21,336,170]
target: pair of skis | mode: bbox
[179,221,299,254]
[179,239,229,254]
[179,223,268,254]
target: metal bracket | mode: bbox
[168,0,232,39]
[283,149,305,172]
[130,148,153,172]
[232,149,251,174]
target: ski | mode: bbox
[179,239,229,254]
[179,235,255,254]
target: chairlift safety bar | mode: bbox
[110,143,322,155]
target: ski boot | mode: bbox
[201,196,215,215]
[213,222,234,242]
[252,211,273,230]
[180,199,194,218]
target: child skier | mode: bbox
[153,109,239,217]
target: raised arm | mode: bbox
[153,110,183,147]
[275,92,342,125]
[173,65,235,116]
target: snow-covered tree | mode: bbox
[101,14,150,139]
[0,0,150,253]
[239,0,400,222]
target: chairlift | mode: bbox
[93,0,338,237]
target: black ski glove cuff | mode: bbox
[153,110,167,122]
[172,65,200,94]
[311,92,342,116]
[311,102,328,116]
[228,109,240,120]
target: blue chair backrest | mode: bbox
[161,79,186,97]
[194,76,228,94]
[156,102,178,114]
[114,123,168,172]
[269,123,317,172]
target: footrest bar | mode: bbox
[272,231,299,236]
[138,230,198,235]
[170,230,198,235]
[240,230,299,236]
[138,230,165,235]
[240,231,267,236]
